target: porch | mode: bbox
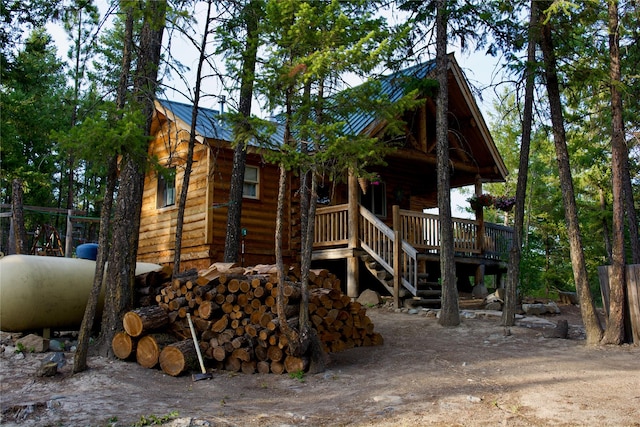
[312,203,514,306]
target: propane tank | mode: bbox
[0,254,162,332]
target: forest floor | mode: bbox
[1,302,639,427]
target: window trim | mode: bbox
[360,181,387,218]
[157,167,176,209]
[243,165,260,200]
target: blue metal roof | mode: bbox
[158,58,437,144]
[157,98,286,147]
[156,99,232,141]
[345,59,437,135]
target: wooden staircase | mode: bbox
[360,253,442,307]
[358,205,442,306]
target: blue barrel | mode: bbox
[76,243,99,260]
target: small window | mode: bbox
[243,165,259,199]
[360,181,387,218]
[157,167,176,208]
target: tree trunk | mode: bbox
[10,179,27,255]
[435,0,459,327]
[502,0,537,327]
[174,0,213,274]
[99,0,167,356]
[600,188,613,264]
[73,3,135,373]
[601,0,626,345]
[539,4,602,344]
[224,0,261,264]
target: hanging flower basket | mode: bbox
[358,174,380,195]
[494,195,516,212]
[467,193,494,210]
[358,177,368,194]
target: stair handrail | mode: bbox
[359,206,418,296]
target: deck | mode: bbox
[312,204,514,301]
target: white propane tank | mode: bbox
[0,254,162,332]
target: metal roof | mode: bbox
[157,59,438,145]
[345,59,437,135]
[156,99,286,147]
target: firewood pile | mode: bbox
[112,263,383,376]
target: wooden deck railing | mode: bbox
[314,204,513,259]
[398,209,481,254]
[484,222,514,259]
[313,204,349,248]
[313,204,513,297]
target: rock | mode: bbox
[485,301,502,311]
[516,316,557,328]
[407,309,419,315]
[472,284,489,298]
[16,334,49,353]
[545,301,561,314]
[48,339,65,352]
[357,289,381,306]
[0,331,18,346]
[467,395,482,403]
[522,303,548,315]
[163,418,212,427]
[460,311,477,319]
[543,319,569,339]
[36,361,58,377]
[44,352,66,369]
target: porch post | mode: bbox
[392,205,401,308]
[346,171,359,298]
[474,175,486,254]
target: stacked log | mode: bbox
[134,265,173,307]
[114,263,383,377]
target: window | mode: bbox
[360,181,387,217]
[243,165,259,199]
[157,167,176,208]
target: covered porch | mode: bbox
[312,177,513,306]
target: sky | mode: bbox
[45,1,511,219]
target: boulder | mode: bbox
[522,303,548,315]
[16,334,49,353]
[36,361,58,377]
[357,289,382,306]
[545,301,561,314]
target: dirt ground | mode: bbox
[1,303,639,427]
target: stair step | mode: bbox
[404,298,442,308]
[416,289,442,298]
[376,270,392,280]
[420,281,441,288]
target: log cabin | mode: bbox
[138,54,513,305]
